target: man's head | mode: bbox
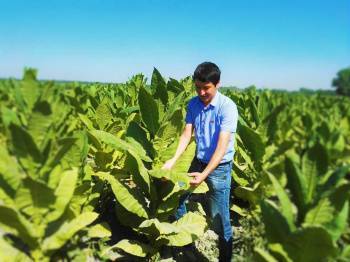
[193,62,221,105]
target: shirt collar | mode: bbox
[209,91,220,107]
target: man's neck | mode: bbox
[201,91,218,107]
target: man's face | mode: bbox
[194,80,218,106]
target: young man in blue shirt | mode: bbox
[162,62,238,261]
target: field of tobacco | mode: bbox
[0,68,349,261]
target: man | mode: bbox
[162,62,238,261]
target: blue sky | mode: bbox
[0,0,349,90]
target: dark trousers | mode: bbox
[175,158,233,262]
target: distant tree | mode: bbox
[332,67,350,96]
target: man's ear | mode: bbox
[215,81,220,88]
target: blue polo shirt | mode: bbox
[185,91,238,164]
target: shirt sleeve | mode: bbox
[220,101,238,133]
[185,100,193,124]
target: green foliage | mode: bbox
[103,239,155,258]
[333,67,350,96]
[139,86,159,137]
[1,68,350,261]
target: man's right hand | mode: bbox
[161,158,176,170]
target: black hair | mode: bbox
[193,62,221,85]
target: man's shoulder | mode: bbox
[218,92,237,110]
[187,96,200,108]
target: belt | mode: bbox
[196,158,232,167]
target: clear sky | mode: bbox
[0,0,349,90]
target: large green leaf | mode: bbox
[153,179,207,221]
[267,172,295,230]
[152,136,195,172]
[0,237,32,262]
[14,177,55,226]
[330,132,346,153]
[152,68,168,106]
[21,72,40,111]
[42,212,98,251]
[9,124,42,174]
[167,78,185,95]
[268,243,293,262]
[149,169,190,187]
[114,199,145,228]
[237,123,265,163]
[69,181,99,216]
[317,121,331,141]
[124,152,151,195]
[126,121,154,158]
[78,113,94,130]
[139,218,179,236]
[0,144,22,198]
[319,165,350,193]
[285,156,307,221]
[248,97,260,127]
[103,239,155,258]
[59,131,89,168]
[89,130,151,192]
[23,67,37,81]
[125,136,152,162]
[27,101,54,151]
[159,211,207,246]
[301,143,328,204]
[10,82,26,113]
[260,200,292,243]
[87,223,112,238]
[339,245,350,261]
[254,247,279,262]
[1,106,21,127]
[303,198,334,226]
[163,91,185,122]
[192,181,209,194]
[45,137,77,170]
[94,172,149,219]
[46,169,78,223]
[180,76,194,94]
[154,109,183,153]
[96,99,113,129]
[257,91,270,120]
[324,184,350,241]
[303,186,350,242]
[263,104,286,143]
[138,86,159,136]
[0,188,14,206]
[234,183,261,205]
[155,183,186,219]
[284,226,336,262]
[0,205,37,247]
[173,140,196,173]
[90,129,151,162]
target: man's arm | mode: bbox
[162,123,193,170]
[189,131,231,186]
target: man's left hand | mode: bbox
[188,172,206,186]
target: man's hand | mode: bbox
[161,158,176,170]
[188,172,206,186]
